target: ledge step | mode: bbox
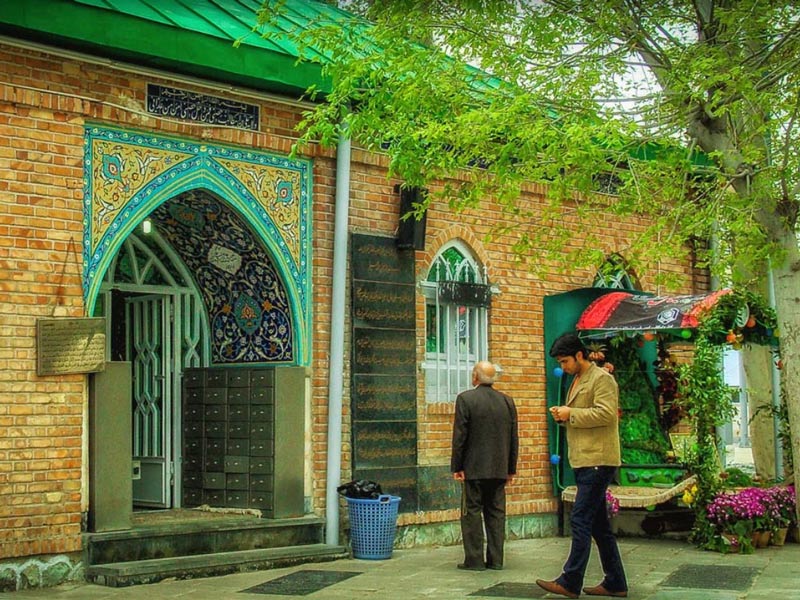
[85,543,350,587]
[85,516,326,564]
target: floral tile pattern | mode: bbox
[82,126,312,364]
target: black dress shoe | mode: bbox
[535,579,579,599]
[457,563,486,571]
[485,563,503,570]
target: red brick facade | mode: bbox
[0,40,707,561]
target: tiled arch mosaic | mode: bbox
[83,126,312,364]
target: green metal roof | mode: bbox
[0,0,351,96]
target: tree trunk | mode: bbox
[769,239,799,520]
[741,345,776,479]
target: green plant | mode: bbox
[721,467,754,489]
[675,289,779,548]
[607,339,669,465]
[677,338,728,547]
[697,290,778,347]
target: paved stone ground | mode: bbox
[6,536,800,599]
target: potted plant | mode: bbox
[766,485,796,545]
[703,490,757,554]
[739,488,774,548]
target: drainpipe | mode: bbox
[767,264,784,479]
[325,127,351,545]
[710,230,727,467]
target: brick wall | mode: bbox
[0,40,706,560]
[0,45,88,557]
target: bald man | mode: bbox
[451,361,519,571]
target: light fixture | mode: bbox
[142,219,152,234]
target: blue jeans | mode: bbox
[557,466,627,594]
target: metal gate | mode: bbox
[128,294,172,508]
[96,231,209,510]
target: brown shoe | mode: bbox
[535,579,579,599]
[583,583,628,597]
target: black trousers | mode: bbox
[460,478,507,568]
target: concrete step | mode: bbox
[85,515,326,564]
[85,543,350,587]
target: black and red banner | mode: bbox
[576,289,732,332]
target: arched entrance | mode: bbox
[83,127,312,514]
[93,226,208,508]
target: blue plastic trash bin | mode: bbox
[345,494,401,559]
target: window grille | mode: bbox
[421,244,490,403]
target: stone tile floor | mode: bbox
[7,536,800,599]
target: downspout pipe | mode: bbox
[710,230,727,466]
[325,128,351,545]
[767,264,784,479]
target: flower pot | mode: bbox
[771,527,789,546]
[752,530,771,549]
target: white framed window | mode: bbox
[421,243,490,403]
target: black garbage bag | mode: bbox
[336,479,382,499]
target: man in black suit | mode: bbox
[451,361,519,571]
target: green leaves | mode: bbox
[259,1,800,288]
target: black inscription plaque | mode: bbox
[146,84,259,131]
[353,328,416,375]
[354,466,418,509]
[351,234,415,283]
[352,280,415,329]
[353,421,417,468]
[352,374,416,421]
[417,465,460,511]
[351,234,418,512]
[438,281,492,308]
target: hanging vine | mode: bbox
[675,289,778,546]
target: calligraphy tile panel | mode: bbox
[351,234,415,284]
[352,280,415,329]
[353,421,417,469]
[352,374,416,421]
[417,465,460,512]
[353,329,416,375]
[350,234,418,512]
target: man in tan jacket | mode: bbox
[536,334,628,599]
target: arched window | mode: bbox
[593,253,640,290]
[420,243,490,403]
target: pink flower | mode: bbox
[606,489,620,519]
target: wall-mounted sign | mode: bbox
[36,318,106,376]
[352,374,416,421]
[351,234,415,283]
[352,280,415,329]
[146,84,259,131]
[350,234,418,511]
[353,421,417,468]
